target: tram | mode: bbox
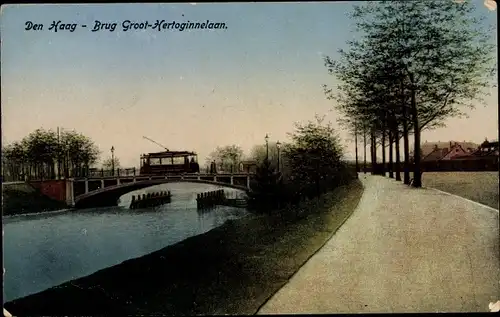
[139,151,200,175]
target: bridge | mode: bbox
[53,173,255,209]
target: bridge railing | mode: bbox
[79,170,255,179]
[2,162,256,180]
[87,168,137,178]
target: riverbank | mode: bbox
[5,179,363,315]
[2,183,67,216]
[3,208,72,219]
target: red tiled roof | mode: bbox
[441,143,468,159]
[422,149,445,161]
[420,141,479,157]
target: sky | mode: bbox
[1,2,498,168]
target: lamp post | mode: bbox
[276,140,281,172]
[265,134,269,162]
[111,146,115,176]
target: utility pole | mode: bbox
[111,146,115,176]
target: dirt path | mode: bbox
[258,175,499,313]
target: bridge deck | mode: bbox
[73,174,253,208]
[74,173,253,180]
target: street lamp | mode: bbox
[111,146,115,176]
[265,134,269,162]
[276,140,281,172]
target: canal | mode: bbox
[3,182,250,302]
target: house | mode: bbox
[452,139,499,160]
[441,143,469,160]
[421,145,448,162]
[477,139,499,156]
[420,140,480,162]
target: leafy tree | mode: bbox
[283,115,345,197]
[2,142,28,181]
[102,157,121,170]
[23,129,59,179]
[62,130,99,166]
[248,141,281,168]
[337,117,363,173]
[2,128,100,180]
[324,0,496,187]
[248,117,354,213]
[250,157,283,210]
[58,129,100,177]
[206,145,244,172]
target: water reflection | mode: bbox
[3,182,249,302]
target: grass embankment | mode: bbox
[5,179,364,316]
[2,183,67,216]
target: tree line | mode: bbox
[323,0,495,187]
[204,142,282,173]
[249,115,354,211]
[205,145,244,173]
[204,114,354,212]
[2,128,100,181]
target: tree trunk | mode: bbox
[382,127,386,176]
[400,79,410,185]
[363,129,367,174]
[410,83,422,188]
[388,130,394,178]
[58,156,61,180]
[354,126,359,173]
[403,121,410,185]
[369,133,374,175]
[66,159,69,178]
[85,162,90,178]
[395,128,402,181]
[370,130,376,175]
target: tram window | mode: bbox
[150,158,161,165]
[173,157,184,165]
[160,159,173,165]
